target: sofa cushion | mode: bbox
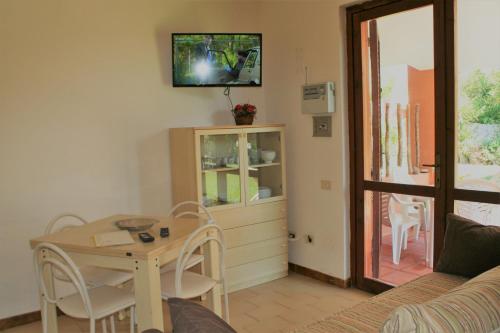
[381,266,500,333]
[168,298,235,333]
[436,213,500,278]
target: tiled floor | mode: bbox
[2,272,372,333]
[377,225,432,286]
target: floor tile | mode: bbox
[3,272,372,333]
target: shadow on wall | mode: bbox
[137,129,172,215]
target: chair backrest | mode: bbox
[174,224,229,322]
[168,201,215,224]
[45,213,88,235]
[388,194,412,224]
[33,243,94,318]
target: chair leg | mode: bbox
[129,306,135,333]
[403,230,408,250]
[393,226,404,265]
[391,226,398,264]
[110,315,116,333]
[90,319,95,333]
[41,301,48,333]
[101,318,107,333]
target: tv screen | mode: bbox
[172,33,262,87]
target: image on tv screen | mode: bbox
[172,33,262,87]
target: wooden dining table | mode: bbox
[29,214,222,333]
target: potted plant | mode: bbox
[231,103,257,125]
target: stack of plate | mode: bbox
[258,186,272,199]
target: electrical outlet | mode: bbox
[320,180,332,190]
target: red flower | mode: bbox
[231,103,257,117]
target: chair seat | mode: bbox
[161,271,217,299]
[159,254,204,274]
[57,285,135,320]
[389,214,420,228]
[80,266,133,287]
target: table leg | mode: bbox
[134,257,164,332]
[206,235,222,317]
[42,263,58,333]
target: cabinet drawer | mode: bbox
[226,254,288,291]
[224,219,287,249]
[208,201,287,230]
[226,237,288,268]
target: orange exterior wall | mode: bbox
[408,66,435,168]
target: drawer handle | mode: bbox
[281,244,287,247]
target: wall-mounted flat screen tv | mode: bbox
[172,33,262,87]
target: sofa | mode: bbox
[293,214,500,333]
[293,271,470,332]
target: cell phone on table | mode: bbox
[138,232,155,243]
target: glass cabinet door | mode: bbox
[246,131,284,203]
[199,133,242,208]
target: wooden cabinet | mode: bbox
[170,124,288,292]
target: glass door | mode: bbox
[452,0,500,225]
[348,0,445,293]
[198,132,245,209]
[245,129,286,204]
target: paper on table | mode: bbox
[94,230,135,247]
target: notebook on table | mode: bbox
[93,230,135,247]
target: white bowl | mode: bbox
[261,150,276,164]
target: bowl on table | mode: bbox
[115,218,159,232]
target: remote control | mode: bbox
[160,227,170,238]
[138,232,155,243]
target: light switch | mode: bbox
[313,116,332,137]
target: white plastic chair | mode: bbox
[160,201,215,274]
[33,243,135,333]
[160,224,230,323]
[388,194,427,264]
[46,214,133,287]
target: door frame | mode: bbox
[346,0,454,293]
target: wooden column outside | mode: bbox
[385,103,391,178]
[397,103,403,167]
[415,104,421,171]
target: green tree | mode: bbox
[461,70,500,124]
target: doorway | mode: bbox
[347,0,500,294]
[347,0,446,293]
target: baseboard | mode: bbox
[0,308,63,330]
[288,262,351,288]
[0,310,41,331]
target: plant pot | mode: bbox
[234,114,254,125]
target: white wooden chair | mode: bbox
[33,243,136,333]
[388,194,428,264]
[160,224,230,323]
[160,201,215,274]
[46,213,133,287]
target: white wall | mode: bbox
[0,0,358,319]
[260,0,354,280]
[377,5,434,70]
[0,0,266,319]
